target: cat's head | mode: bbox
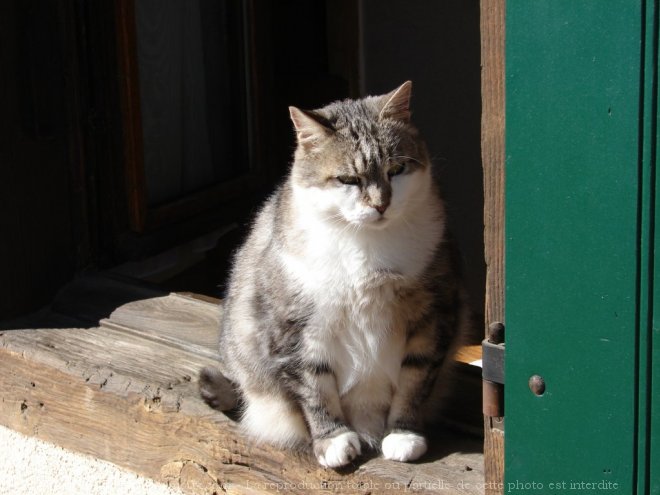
[289,81,434,229]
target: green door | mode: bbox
[505,2,658,493]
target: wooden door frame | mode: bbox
[114,0,267,233]
[480,1,505,493]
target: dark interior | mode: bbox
[0,0,483,334]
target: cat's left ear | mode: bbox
[289,107,332,148]
[378,81,412,123]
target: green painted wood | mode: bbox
[505,2,645,492]
[650,1,660,488]
[638,4,656,495]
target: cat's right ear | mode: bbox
[289,107,332,149]
[378,81,412,123]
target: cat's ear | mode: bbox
[378,81,412,123]
[289,107,332,148]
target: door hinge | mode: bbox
[483,322,505,419]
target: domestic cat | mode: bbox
[199,81,470,468]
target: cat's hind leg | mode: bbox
[240,391,310,449]
[198,366,239,411]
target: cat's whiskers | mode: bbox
[315,209,365,235]
[319,212,344,226]
[398,212,415,232]
[312,211,365,239]
[318,211,355,233]
[392,154,425,167]
[339,218,363,237]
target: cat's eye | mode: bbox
[336,175,361,186]
[388,163,406,178]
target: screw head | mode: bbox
[488,322,505,344]
[529,375,546,396]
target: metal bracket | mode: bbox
[483,322,505,419]
[482,339,505,384]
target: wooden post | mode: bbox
[480,0,505,493]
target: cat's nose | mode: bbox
[375,204,388,215]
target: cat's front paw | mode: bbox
[381,431,427,462]
[313,431,361,468]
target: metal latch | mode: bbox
[483,322,505,418]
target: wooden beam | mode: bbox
[0,293,484,494]
[480,0,506,493]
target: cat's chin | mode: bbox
[368,216,391,229]
[348,216,391,230]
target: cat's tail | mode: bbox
[198,366,239,411]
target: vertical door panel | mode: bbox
[505,2,642,491]
[639,3,656,494]
[651,13,660,486]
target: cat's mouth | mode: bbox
[341,207,392,229]
[352,214,390,229]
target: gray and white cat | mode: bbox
[199,81,470,468]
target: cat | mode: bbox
[199,81,470,469]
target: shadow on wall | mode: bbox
[360,0,485,321]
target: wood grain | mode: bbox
[455,345,482,365]
[480,0,506,493]
[102,293,221,358]
[483,417,505,495]
[481,0,505,329]
[115,0,148,232]
[0,294,484,495]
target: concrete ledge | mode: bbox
[0,425,183,495]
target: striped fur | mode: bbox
[199,82,470,468]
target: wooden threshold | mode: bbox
[455,344,482,366]
[0,292,484,494]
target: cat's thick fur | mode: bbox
[199,82,470,468]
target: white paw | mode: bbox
[315,431,362,468]
[381,432,427,462]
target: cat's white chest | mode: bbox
[289,243,407,396]
[281,199,441,395]
[331,299,406,396]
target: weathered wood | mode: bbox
[0,294,484,495]
[115,0,148,232]
[483,417,504,495]
[455,344,481,365]
[101,293,221,358]
[480,0,506,493]
[481,0,505,329]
